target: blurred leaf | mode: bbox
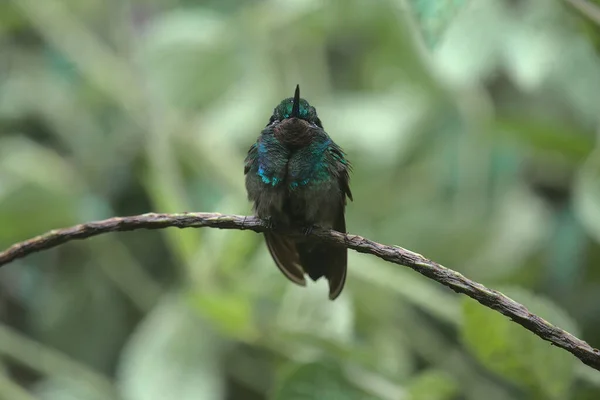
[0,369,36,400]
[398,310,515,400]
[29,266,129,373]
[0,183,76,244]
[351,254,460,325]
[500,1,565,91]
[463,187,552,281]
[188,291,258,341]
[367,329,414,381]
[277,281,354,344]
[433,0,508,85]
[574,150,600,244]
[0,324,116,397]
[270,360,368,400]
[495,117,593,162]
[142,127,203,268]
[140,8,240,109]
[546,206,587,288]
[14,0,146,120]
[0,3,27,34]
[407,0,467,48]
[117,293,225,400]
[320,91,433,166]
[0,136,79,192]
[549,32,600,126]
[32,377,110,400]
[461,286,578,399]
[406,369,459,400]
[0,137,81,244]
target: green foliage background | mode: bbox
[1,0,600,399]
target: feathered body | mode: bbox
[244,85,352,300]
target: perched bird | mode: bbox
[244,85,352,300]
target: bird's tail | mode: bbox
[264,205,348,300]
[296,241,347,300]
[264,232,306,287]
[297,206,348,300]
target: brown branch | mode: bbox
[1,212,599,370]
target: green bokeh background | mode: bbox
[1,0,600,399]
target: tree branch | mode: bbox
[1,212,599,371]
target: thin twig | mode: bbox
[0,212,599,371]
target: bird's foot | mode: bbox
[262,217,275,230]
[302,224,318,235]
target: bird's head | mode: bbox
[266,85,324,148]
[267,85,323,129]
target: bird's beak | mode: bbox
[291,84,300,118]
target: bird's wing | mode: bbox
[328,144,353,202]
[244,142,258,175]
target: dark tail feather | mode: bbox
[264,232,306,287]
[297,208,348,300]
[297,243,347,300]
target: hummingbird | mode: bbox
[244,85,353,300]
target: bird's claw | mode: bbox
[263,217,274,230]
[303,225,317,235]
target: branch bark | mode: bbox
[1,212,599,370]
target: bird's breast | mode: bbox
[274,118,314,148]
